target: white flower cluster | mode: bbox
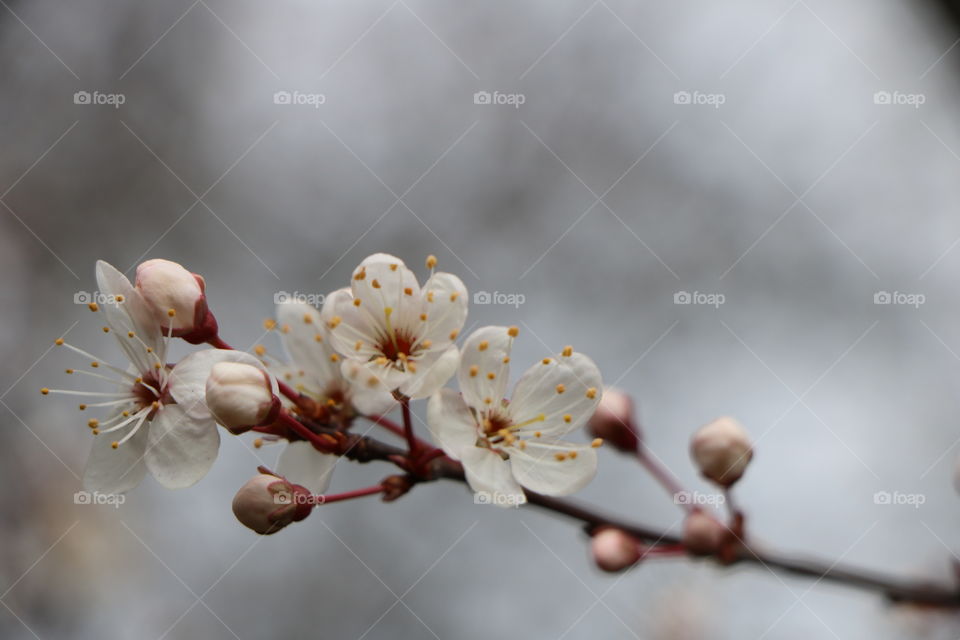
[46,253,606,527]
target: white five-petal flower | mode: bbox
[326,253,467,400]
[46,261,261,494]
[427,326,603,506]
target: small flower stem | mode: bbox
[641,543,687,558]
[318,485,385,504]
[207,335,232,350]
[364,413,407,439]
[277,411,336,453]
[636,448,693,513]
[400,398,419,456]
[723,487,741,521]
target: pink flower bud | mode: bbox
[690,416,753,487]
[591,527,642,572]
[682,511,726,556]
[232,473,312,535]
[135,259,217,342]
[587,388,640,453]
[206,362,279,435]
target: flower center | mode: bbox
[376,327,418,363]
[131,369,169,418]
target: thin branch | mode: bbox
[323,425,960,607]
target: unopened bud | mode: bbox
[206,362,279,435]
[682,511,726,556]
[232,473,312,535]
[690,416,752,487]
[591,527,642,572]
[135,259,217,342]
[587,388,640,453]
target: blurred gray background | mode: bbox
[3,0,960,638]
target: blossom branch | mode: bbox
[312,425,960,607]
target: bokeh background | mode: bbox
[3,0,960,638]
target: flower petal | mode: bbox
[144,404,220,489]
[509,439,598,496]
[400,346,459,399]
[418,272,468,351]
[326,288,385,361]
[82,411,149,495]
[95,260,164,372]
[460,447,526,507]
[168,349,266,419]
[340,358,406,395]
[426,388,478,459]
[276,300,340,385]
[509,351,602,438]
[350,385,398,416]
[277,441,337,495]
[457,326,514,410]
[350,254,422,336]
